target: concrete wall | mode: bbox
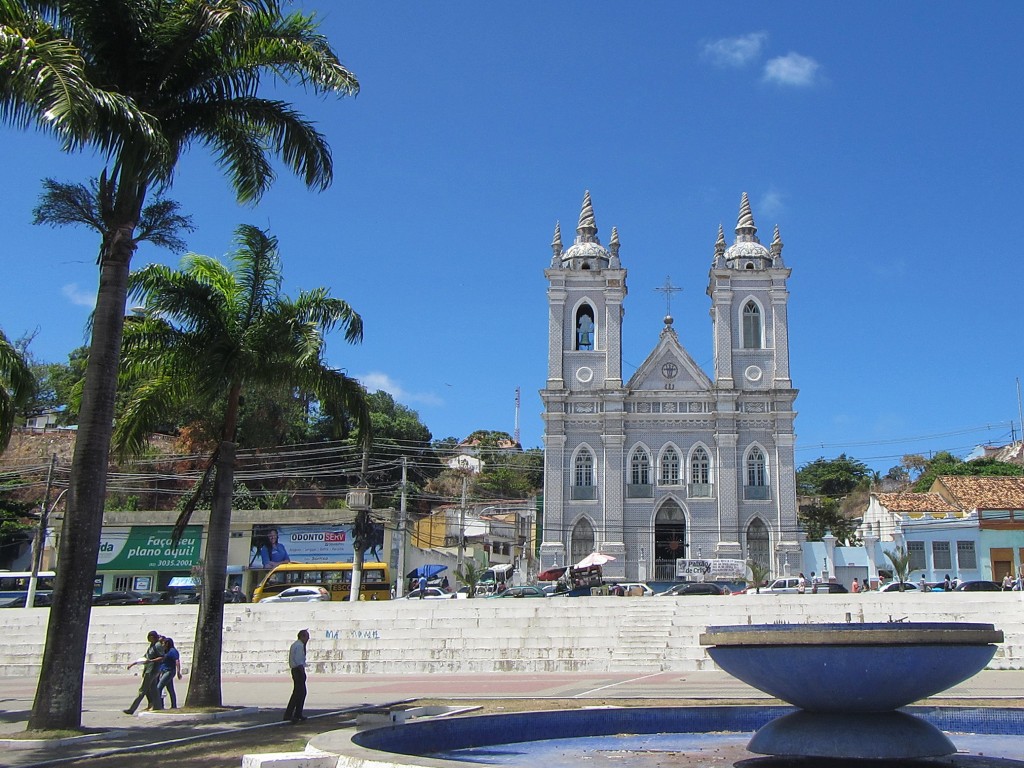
[1,592,1022,678]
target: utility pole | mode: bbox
[456,474,468,576]
[26,454,56,607]
[396,457,408,597]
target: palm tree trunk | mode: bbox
[185,440,235,707]
[29,224,136,730]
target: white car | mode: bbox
[259,586,330,603]
[879,582,919,592]
[404,587,458,600]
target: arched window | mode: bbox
[742,301,762,349]
[630,448,651,485]
[690,447,710,484]
[660,447,680,485]
[575,304,595,350]
[689,446,712,497]
[747,447,766,486]
[745,446,769,500]
[572,448,596,500]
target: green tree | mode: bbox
[746,558,771,594]
[456,557,486,598]
[0,329,34,451]
[476,449,543,499]
[911,453,1023,492]
[797,454,872,496]
[1,1,359,730]
[884,545,912,591]
[113,224,369,707]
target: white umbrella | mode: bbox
[575,552,615,569]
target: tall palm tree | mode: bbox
[0,329,34,452]
[1,1,358,729]
[115,224,370,706]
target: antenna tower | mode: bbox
[514,387,521,446]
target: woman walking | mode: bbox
[155,637,182,709]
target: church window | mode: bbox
[575,305,595,350]
[690,447,710,484]
[746,447,766,486]
[742,301,762,349]
[660,447,680,485]
[572,449,596,499]
[630,449,651,485]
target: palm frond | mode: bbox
[0,327,36,451]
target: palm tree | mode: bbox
[1,1,358,729]
[114,224,370,707]
[746,558,771,594]
[456,558,487,598]
[884,545,912,592]
[0,330,34,451]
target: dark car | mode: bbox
[0,593,52,608]
[954,580,1003,592]
[92,591,151,606]
[657,582,727,596]
[488,585,547,599]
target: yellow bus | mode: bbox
[252,562,391,602]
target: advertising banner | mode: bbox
[249,523,386,568]
[675,558,747,580]
[98,526,202,570]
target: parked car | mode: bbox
[0,593,52,608]
[879,582,919,592]
[92,590,158,606]
[709,581,748,595]
[757,578,845,595]
[488,585,547,599]
[657,582,727,596]
[954,580,1003,592]
[258,586,330,603]
[758,577,804,594]
[404,587,457,600]
[813,583,849,594]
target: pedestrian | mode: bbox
[851,577,861,594]
[124,630,163,714]
[154,637,183,708]
[943,574,952,591]
[418,574,427,597]
[440,576,450,592]
[284,629,309,723]
[1003,573,1014,591]
[797,573,806,594]
[810,571,820,594]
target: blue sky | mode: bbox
[2,3,1023,474]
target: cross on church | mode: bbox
[654,276,683,317]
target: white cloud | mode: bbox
[62,283,95,308]
[758,190,785,220]
[702,33,768,68]
[358,371,443,407]
[763,53,821,87]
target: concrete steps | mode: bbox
[0,593,1021,677]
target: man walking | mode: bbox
[284,629,309,723]
[124,630,163,714]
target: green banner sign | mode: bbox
[98,526,201,570]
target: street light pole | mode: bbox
[27,454,61,607]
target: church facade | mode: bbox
[539,192,801,582]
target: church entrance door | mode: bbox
[654,500,687,581]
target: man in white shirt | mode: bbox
[284,629,309,722]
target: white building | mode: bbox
[539,192,801,581]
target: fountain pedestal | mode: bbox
[700,622,1003,760]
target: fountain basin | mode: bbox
[700,622,1003,712]
[698,622,1003,759]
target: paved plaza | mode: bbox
[1,669,1023,767]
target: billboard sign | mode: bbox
[249,523,386,568]
[98,526,202,570]
[675,558,747,580]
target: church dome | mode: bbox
[724,239,770,261]
[722,192,772,270]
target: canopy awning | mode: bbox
[537,567,567,582]
[407,564,447,579]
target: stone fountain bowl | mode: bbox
[700,622,1002,713]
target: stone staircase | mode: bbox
[0,593,1022,677]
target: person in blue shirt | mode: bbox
[260,528,291,568]
[154,637,182,709]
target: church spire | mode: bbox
[715,223,726,256]
[770,224,784,262]
[551,220,563,264]
[609,226,620,267]
[576,190,599,243]
[735,192,760,243]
